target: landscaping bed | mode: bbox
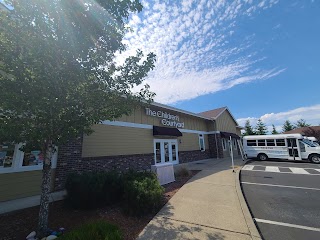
[0,170,199,240]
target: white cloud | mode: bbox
[237,104,320,132]
[118,0,283,104]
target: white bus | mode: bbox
[306,137,319,146]
[243,134,320,164]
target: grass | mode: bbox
[59,220,122,240]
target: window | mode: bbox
[247,140,257,146]
[0,143,58,174]
[276,139,285,146]
[199,134,205,151]
[0,143,15,168]
[266,139,275,146]
[299,141,306,152]
[222,138,226,150]
[233,139,237,150]
[258,140,266,146]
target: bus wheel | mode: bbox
[309,154,320,164]
[258,153,268,161]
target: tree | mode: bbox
[0,1,156,237]
[295,119,311,128]
[282,120,295,132]
[255,119,268,135]
[243,120,255,136]
[271,124,279,134]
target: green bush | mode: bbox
[103,171,124,205]
[65,171,123,209]
[122,171,164,216]
[60,220,122,240]
[65,170,165,215]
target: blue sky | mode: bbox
[121,0,320,131]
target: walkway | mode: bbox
[138,158,261,240]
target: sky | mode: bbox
[121,0,320,132]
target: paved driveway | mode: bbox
[241,160,320,240]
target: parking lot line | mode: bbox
[245,164,320,171]
[242,165,254,170]
[241,169,320,176]
[289,167,310,174]
[254,218,320,232]
[242,182,320,191]
[265,166,280,172]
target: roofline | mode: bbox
[212,107,240,127]
[151,102,213,121]
[243,134,304,139]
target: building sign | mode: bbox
[145,108,185,128]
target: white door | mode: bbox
[286,138,301,160]
[154,139,179,165]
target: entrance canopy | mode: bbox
[220,131,240,139]
[153,126,182,137]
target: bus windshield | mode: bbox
[301,139,317,147]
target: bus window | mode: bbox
[247,140,257,146]
[266,139,275,146]
[276,139,285,146]
[299,141,306,152]
[258,140,266,146]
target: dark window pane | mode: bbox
[258,140,266,146]
[267,139,275,146]
[276,139,285,146]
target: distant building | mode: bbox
[283,126,320,140]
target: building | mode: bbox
[0,102,242,212]
[283,126,320,140]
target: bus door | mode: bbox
[286,138,301,160]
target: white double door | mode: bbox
[154,139,179,165]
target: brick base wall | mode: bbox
[208,133,224,158]
[178,150,211,164]
[54,139,211,190]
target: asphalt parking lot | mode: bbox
[240,160,320,240]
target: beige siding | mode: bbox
[216,111,238,134]
[116,106,209,132]
[0,169,57,202]
[179,133,200,151]
[0,170,42,202]
[82,124,154,157]
[83,124,208,157]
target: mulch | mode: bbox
[0,170,200,240]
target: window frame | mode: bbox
[222,138,226,150]
[0,143,58,174]
[246,140,257,146]
[198,134,205,152]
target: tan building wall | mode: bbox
[216,110,239,134]
[117,105,210,132]
[82,124,154,157]
[0,170,42,202]
[82,124,209,158]
[0,169,56,202]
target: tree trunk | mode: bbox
[37,141,54,238]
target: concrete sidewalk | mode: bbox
[138,158,261,240]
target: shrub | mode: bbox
[65,171,123,209]
[174,167,190,178]
[103,171,124,205]
[122,171,164,216]
[60,220,122,240]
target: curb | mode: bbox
[235,166,262,240]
